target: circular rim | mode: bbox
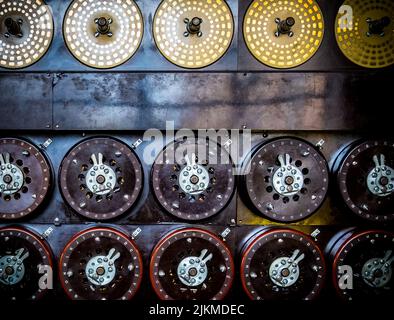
[0,0,54,70]
[336,139,394,222]
[243,0,325,69]
[58,226,143,300]
[151,138,235,221]
[0,137,52,220]
[62,0,144,69]
[332,229,394,300]
[152,0,235,69]
[150,227,234,300]
[0,225,53,300]
[334,0,394,69]
[243,136,329,222]
[240,228,326,301]
[59,136,143,220]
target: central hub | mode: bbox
[96,266,105,276]
[362,252,393,288]
[4,17,23,38]
[281,268,290,277]
[0,153,24,195]
[272,154,304,197]
[190,175,199,185]
[188,267,198,277]
[275,17,295,37]
[379,176,389,186]
[366,154,394,197]
[96,175,106,185]
[94,17,113,37]
[366,16,391,37]
[184,17,203,37]
[284,176,294,185]
[85,247,120,286]
[269,249,304,288]
[0,248,28,286]
[179,162,209,195]
[3,174,12,184]
[86,153,116,196]
[177,249,212,287]
[5,266,14,276]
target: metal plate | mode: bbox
[240,228,325,300]
[49,72,393,132]
[243,0,324,69]
[336,139,394,222]
[335,0,394,68]
[59,137,143,220]
[0,138,52,220]
[153,0,234,68]
[0,0,54,69]
[63,0,143,69]
[243,137,329,222]
[331,230,394,301]
[151,138,235,221]
[0,226,53,300]
[150,228,234,300]
[59,227,143,300]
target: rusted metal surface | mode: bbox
[0,74,52,130]
[50,72,392,131]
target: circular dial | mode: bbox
[335,0,394,68]
[0,227,53,300]
[59,227,143,300]
[150,228,234,300]
[151,138,235,221]
[59,137,143,220]
[63,0,143,69]
[336,140,394,221]
[243,0,324,69]
[0,138,52,220]
[243,137,329,222]
[240,228,325,300]
[331,230,394,301]
[0,0,54,69]
[153,0,234,68]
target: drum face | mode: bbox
[151,138,235,221]
[331,230,394,301]
[63,0,144,69]
[150,228,234,300]
[0,138,52,220]
[0,227,53,300]
[153,0,234,68]
[335,0,394,68]
[0,0,54,69]
[240,228,326,301]
[243,0,324,68]
[243,137,329,222]
[59,137,143,220]
[59,227,143,300]
[336,140,394,221]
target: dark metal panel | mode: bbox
[0,0,238,72]
[53,72,392,131]
[0,73,52,130]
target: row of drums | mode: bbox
[0,0,393,69]
[0,225,393,301]
[1,136,394,222]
